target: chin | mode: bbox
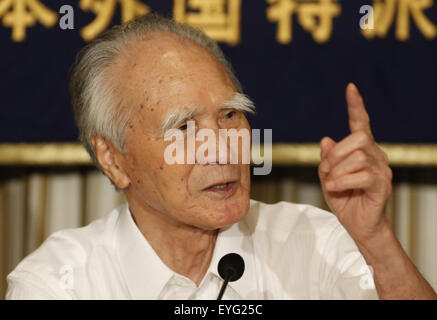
[204,196,250,229]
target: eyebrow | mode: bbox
[160,107,199,134]
[159,93,256,134]
[222,92,255,114]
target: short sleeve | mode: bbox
[318,224,379,300]
[6,272,73,300]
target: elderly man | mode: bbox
[7,13,436,300]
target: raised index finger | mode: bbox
[346,83,373,138]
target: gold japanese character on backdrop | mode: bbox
[0,0,57,42]
[267,0,341,44]
[173,0,242,45]
[80,0,150,41]
[362,0,437,41]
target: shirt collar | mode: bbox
[206,218,258,299]
[115,203,258,299]
[115,203,174,299]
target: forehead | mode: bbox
[110,32,236,127]
[113,32,233,91]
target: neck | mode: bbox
[127,197,218,286]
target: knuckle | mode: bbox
[387,167,393,180]
[357,130,376,149]
[378,162,392,181]
[355,150,367,163]
[318,160,330,174]
[328,148,339,161]
[356,130,369,143]
[330,167,342,180]
[317,165,324,176]
[362,171,373,184]
[325,179,335,190]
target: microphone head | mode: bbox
[217,253,245,282]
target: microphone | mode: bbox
[216,253,245,300]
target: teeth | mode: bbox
[212,183,228,189]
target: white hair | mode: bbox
[160,93,255,135]
[161,108,199,135]
[69,13,246,170]
[221,92,255,114]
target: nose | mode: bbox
[192,121,250,165]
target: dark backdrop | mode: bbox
[1,0,436,143]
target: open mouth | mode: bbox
[203,181,237,195]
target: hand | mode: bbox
[318,83,393,244]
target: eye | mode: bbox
[224,111,236,119]
[178,123,188,130]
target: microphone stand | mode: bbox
[217,269,234,300]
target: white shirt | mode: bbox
[6,200,378,300]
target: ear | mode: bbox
[92,135,131,189]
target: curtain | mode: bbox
[1,166,436,299]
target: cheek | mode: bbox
[240,164,251,187]
[154,164,194,196]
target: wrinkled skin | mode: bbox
[92,32,251,284]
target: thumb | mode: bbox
[320,136,336,160]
